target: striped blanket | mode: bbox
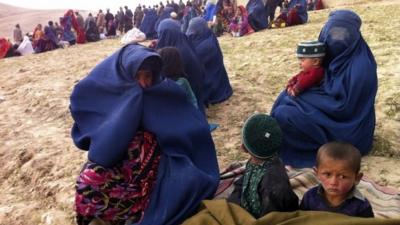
[214,162,400,218]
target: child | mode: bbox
[227,113,299,218]
[286,40,325,96]
[300,141,374,217]
[158,47,199,109]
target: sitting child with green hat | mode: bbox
[286,40,325,96]
[227,113,299,218]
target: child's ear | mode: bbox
[355,172,363,185]
[312,58,321,66]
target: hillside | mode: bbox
[0,3,89,39]
[0,0,399,224]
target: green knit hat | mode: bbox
[297,40,326,58]
[242,113,283,159]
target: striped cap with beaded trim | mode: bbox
[297,40,326,58]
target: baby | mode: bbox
[286,40,325,96]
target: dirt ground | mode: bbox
[0,0,399,224]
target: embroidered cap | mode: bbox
[297,40,326,58]
[242,113,283,159]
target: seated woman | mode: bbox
[34,23,59,53]
[71,44,219,225]
[32,24,44,49]
[214,0,238,36]
[286,0,308,26]
[271,10,377,168]
[85,20,100,42]
[246,0,268,31]
[229,5,254,37]
[156,19,207,113]
[186,17,233,104]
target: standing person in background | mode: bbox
[134,5,144,28]
[13,24,23,45]
[75,11,85,31]
[124,6,134,32]
[105,9,114,33]
[116,7,125,34]
[96,9,106,33]
[158,2,165,16]
[84,13,95,32]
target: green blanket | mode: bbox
[183,199,400,225]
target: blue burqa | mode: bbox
[246,0,268,31]
[155,6,174,31]
[70,44,219,225]
[271,10,377,168]
[139,9,159,39]
[288,0,308,23]
[187,17,233,104]
[156,19,207,112]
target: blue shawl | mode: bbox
[288,0,308,23]
[70,44,219,224]
[187,17,233,104]
[271,10,377,168]
[139,9,159,39]
[203,1,217,21]
[246,0,268,31]
[156,19,207,112]
[155,6,174,32]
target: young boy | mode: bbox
[286,40,325,96]
[300,141,374,217]
[228,113,299,218]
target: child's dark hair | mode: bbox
[316,141,361,173]
[157,47,186,80]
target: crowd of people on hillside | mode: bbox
[0,0,324,59]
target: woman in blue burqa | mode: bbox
[271,10,377,168]
[154,6,174,32]
[139,8,159,39]
[156,19,207,113]
[186,17,233,104]
[70,44,219,225]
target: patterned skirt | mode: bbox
[75,131,161,225]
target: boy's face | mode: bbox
[299,57,321,72]
[135,70,153,88]
[316,155,363,204]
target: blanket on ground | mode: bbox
[182,199,400,225]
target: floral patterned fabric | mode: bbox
[75,131,161,225]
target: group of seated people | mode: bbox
[70,8,388,225]
[1,0,324,59]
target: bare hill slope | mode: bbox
[0,3,88,39]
